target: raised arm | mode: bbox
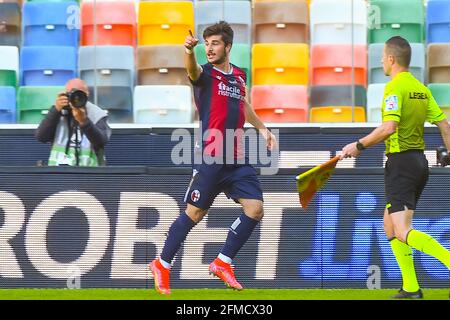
[184,31,202,82]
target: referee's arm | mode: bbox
[435,119,450,151]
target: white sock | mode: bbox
[159,258,172,269]
[218,253,232,264]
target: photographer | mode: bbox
[35,78,111,166]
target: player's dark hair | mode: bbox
[385,36,412,68]
[203,21,234,46]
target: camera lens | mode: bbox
[68,89,88,108]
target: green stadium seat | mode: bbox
[0,46,19,87]
[17,86,64,124]
[369,0,425,44]
[428,83,450,119]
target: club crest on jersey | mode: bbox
[385,95,399,111]
[191,190,201,202]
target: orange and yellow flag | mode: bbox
[295,156,340,209]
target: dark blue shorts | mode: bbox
[184,163,264,210]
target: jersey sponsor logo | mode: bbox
[191,190,201,202]
[385,95,399,112]
[409,92,428,100]
[218,82,244,100]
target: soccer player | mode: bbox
[340,36,450,299]
[148,21,277,295]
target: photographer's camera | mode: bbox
[436,146,450,167]
[65,89,88,109]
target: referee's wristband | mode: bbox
[356,141,366,151]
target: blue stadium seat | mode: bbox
[0,86,16,123]
[88,86,133,123]
[20,46,77,86]
[22,2,79,47]
[426,0,450,43]
[0,3,21,47]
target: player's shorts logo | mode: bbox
[191,190,201,202]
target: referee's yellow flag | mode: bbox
[295,156,340,209]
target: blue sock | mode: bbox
[160,212,196,264]
[220,213,259,261]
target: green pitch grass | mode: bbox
[0,288,448,300]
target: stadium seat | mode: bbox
[195,1,252,45]
[311,44,367,87]
[427,43,450,83]
[137,45,189,86]
[0,86,16,124]
[138,1,194,45]
[252,43,309,86]
[17,86,64,124]
[22,2,80,47]
[368,0,424,44]
[0,2,21,47]
[88,86,133,123]
[309,106,366,123]
[368,43,426,84]
[367,83,386,123]
[426,0,450,43]
[310,85,367,107]
[253,1,309,44]
[250,85,308,123]
[310,0,367,44]
[133,85,193,124]
[20,46,77,86]
[78,46,134,89]
[194,44,251,87]
[0,46,19,87]
[80,1,136,46]
[428,83,450,119]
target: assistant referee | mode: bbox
[341,36,450,299]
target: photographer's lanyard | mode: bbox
[64,115,81,166]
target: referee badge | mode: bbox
[385,95,399,112]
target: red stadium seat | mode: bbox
[311,44,367,87]
[251,85,308,122]
[81,2,136,46]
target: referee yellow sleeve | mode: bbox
[426,92,447,124]
[382,85,402,123]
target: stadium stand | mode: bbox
[138,1,194,45]
[133,85,193,124]
[0,86,16,124]
[310,0,367,45]
[367,83,386,123]
[311,44,367,87]
[427,43,450,83]
[428,83,450,118]
[194,43,251,87]
[368,43,426,84]
[17,86,64,124]
[80,1,136,46]
[137,45,190,86]
[78,45,135,89]
[195,1,252,45]
[22,2,79,47]
[252,43,309,86]
[88,86,133,123]
[0,2,21,47]
[20,46,77,86]
[369,0,424,44]
[426,0,450,44]
[0,46,19,87]
[252,0,309,44]
[250,85,308,123]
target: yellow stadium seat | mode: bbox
[138,1,194,45]
[309,106,366,123]
[252,43,309,86]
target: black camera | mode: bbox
[436,146,450,167]
[65,89,88,109]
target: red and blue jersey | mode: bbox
[191,63,247,160]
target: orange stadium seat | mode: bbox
[309,106,366,123]
[311,44,367,87]
[251,85,308,122]
[138,1,194,45]
[253,1,309,44]
[427,43,450,83]
[137,45,190,86]
[81,1,136,46]
[252,43,309,86]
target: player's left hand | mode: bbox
[262,129,278,151]
[340,142,361,159]
[71,106,88,126]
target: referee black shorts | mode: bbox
[384,150,429,214]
